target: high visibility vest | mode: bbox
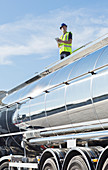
[59,32,72,54]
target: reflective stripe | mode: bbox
[66,34,68,41]
[60,32,69,41]
[60,45,72,49]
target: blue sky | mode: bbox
[0,0,108,91]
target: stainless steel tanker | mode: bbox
[0,34,108,170]
[1,39,108,135]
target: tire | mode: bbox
[0,162,9,170]
[0,162,17,170]
[67,155,89,170]
[102,158,108,170]
[42,157,57,170]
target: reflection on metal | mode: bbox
[2,63,108,107]
[7,34,108,95]
[0,91,7,100]
[0,91,7,107]
[39,122,108,137]
[0,34,108,143]
[29,129,108,144]
[0,118,108,139]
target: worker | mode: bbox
[57,23,72,60]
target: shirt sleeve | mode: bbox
[69,32,72,40]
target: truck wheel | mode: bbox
[42,157,57,170]
[0,162,17,170]
[0,162,9,170]
[67,155,89,170]
[102,158,108,170]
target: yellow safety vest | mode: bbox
[59,32,72,54]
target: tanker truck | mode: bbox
[0,34,108,170]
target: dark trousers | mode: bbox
[60,52,70,60]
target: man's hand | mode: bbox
[57,39,63,43]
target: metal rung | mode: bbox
[9,162,38,169]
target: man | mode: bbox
[57,23,72,60]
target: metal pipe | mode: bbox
[29,129,108,144]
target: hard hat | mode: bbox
[60,23,67,29]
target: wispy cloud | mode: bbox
[0,8,108,65]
